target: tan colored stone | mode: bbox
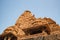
[0,10,60,40]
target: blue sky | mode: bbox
[0,0,60,34]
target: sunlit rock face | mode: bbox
[0,10,60,40]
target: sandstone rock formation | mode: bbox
[0,10,60,40]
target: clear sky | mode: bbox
[0,0,60,34]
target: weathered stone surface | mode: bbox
[15,10,36,29]
[0,10,60,40]
[3,26,26,37]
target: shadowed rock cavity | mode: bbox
[0,33,17,40]
[22,25,51,35]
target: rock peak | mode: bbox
[24,10,31,13]
[0,10,60,40]
[21,10,32,17]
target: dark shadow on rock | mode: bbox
[0,32,17,40]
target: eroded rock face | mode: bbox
[22,24,51,35]
[0,32,17,40]
[0,10,60,40]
